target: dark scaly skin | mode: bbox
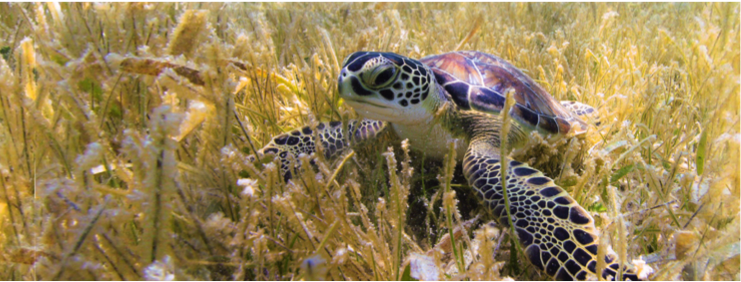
[464,139,638,281]
[250,119,387,180]
[439,91,639,281]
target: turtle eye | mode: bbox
[364,66,397,89]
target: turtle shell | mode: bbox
[420,51,588,136]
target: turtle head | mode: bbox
[338,52,438,125]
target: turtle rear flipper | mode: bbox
[249,119,388,181]
[463,138,638,280]
[561,101,601,126]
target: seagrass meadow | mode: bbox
[0,2,738,281]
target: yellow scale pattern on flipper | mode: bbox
[463,140,638,281]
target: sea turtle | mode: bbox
[251,51,640,281]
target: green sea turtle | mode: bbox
[251,51,640,281]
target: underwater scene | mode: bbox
[0,3,738,281]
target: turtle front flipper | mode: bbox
[561,101,601,126]
[463,139,639,281]
[250,119,388,181]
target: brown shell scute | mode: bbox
[421,51,588,135]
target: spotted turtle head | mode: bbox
[338,52,438,124]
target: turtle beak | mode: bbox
[337,69,348,96]
[338,69,362,100]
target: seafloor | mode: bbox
[0,3,738,281]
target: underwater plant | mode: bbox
[0,3,737,281]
